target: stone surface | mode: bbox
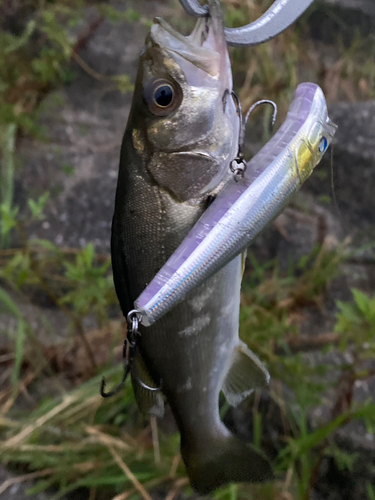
[250,98,375,270]
[15,0,168,253]
[310,0,375,45]
[313,101,375,230]
[323,0,375,16]
[0,467,51,500]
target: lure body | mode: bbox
[135,83,337,326]
[111,0,272,493]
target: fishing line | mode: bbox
[330,144,340,216]
[150,416,161,465]
[329,143,349,234]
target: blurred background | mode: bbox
[0,0,374,499]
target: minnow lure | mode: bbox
[135,83,337,326]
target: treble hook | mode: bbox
[228,93,277,181]
[228,91,246,180]
[179,0,316,47]
[100,310,142,398]
[241,99,278,149]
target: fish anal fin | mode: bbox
[131,351,164,418]
[222,341,270,407]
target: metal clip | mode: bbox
[225,90,247,181]
[230,158,247,181]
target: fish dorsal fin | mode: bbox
[222,341,270,407]
[131,351,165,418]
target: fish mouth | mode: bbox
[149,4,228,78]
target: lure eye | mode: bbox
[319,136,328,154]
[143,79,182,117]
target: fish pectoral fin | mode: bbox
[222,341,270,407]
[131,351,165,418]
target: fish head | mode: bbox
[131,0,239,202]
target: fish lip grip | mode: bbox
[179,0,316,47]
[135,83,337,327]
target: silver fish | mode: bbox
[111,0,272,493]
[134,83,337,326]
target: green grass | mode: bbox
[1,241,375,499]
[0,374,188,499]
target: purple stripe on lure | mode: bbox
[135,83,337,326]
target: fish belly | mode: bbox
[115,139,241,428]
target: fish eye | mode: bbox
[319,136,328,154]
[143,79,182,117]
[154,84,174,107]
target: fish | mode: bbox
[134,83,338,326]
[111,0,273,493]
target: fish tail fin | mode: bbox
[181,426,273,494]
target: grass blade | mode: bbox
[0,123,17,248]
[11,319,26,395]
[0,286,21,318]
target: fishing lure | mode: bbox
[134,83,337,326]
